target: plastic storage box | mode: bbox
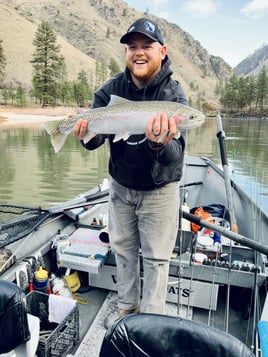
[26,291,79,357]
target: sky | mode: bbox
[124,0,268,67]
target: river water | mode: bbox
[0,116,267,214]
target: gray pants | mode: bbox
[108,178,179,314]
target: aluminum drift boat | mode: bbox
[1,155,268,356]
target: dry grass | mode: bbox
[0,2,96,89]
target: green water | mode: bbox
[0,117,267,214]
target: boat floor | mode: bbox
[68,289,180,357]
[67,285,253,356]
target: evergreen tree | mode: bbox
[255,66,268,110]
[220,74,239,109]
[31,21,65,106]
[237,76,248,109]
[16,85,27,106]
[55,57,69,104]
[95,60,108,90]
[74,69,92,106]
[2,85,15,105]
[1,88,9,104]
[246,75,257,111]
[61,81,75,106]
[0,39,7,85]
[108,58,121,77]
[220,67,268,112]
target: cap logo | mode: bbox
[144,21,155,33]
[128,26,135,33]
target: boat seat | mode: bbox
[99,313,254,357]
[0,281,40,357]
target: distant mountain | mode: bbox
[0,0,233,104]
[234,44,268,76]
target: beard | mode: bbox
[127,59,162,84]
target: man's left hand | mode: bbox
[146,112,177,144]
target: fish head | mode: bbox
[173,107,205,130]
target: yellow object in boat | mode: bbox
[35,267,48,280]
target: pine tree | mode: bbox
[0,39,7,85]
[220,67,268,112]
[95,60,108,90]
[55,57,69,104]
[31,21,65,106]
[246,75,257,111]
[108,58,121,77]
[256,66,268,111]
[74,69,92,106]
[16,85,27,106]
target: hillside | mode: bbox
[0,3,96,88]
[0,0,233,104]
[234,44,268,76]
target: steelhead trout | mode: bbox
[44,95,205,153]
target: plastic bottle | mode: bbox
[181,203,191,231]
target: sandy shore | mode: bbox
[0,105,76,127]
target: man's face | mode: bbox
[125,34,167,84]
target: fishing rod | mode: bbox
[216,111,238,233]
[182,210,268,256]
[216,110,238,332]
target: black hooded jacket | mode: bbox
[82,56,187,190]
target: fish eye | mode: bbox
[189,114,195,120]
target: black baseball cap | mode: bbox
[120,18,164,45]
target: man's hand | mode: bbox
[145,112,177,144]
[73,118,89,140]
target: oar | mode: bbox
[48,180,204,215]
[54,199,109,213]
[48,181,205,215]
[216,111,238,233]
[182,210,268,255]
[48,189,109,214]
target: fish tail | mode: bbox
[43,121,68,153]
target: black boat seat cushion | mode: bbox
[0,281,30,353]
[99,313,254,357]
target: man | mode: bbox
[73,18,187,320]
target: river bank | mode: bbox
[221,109,268,119]
[0,104,75,116]
[0,105,76,127]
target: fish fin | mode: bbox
[108,95,130,106]
[113,133,130,142]
[83,132,97,144]
[43,121,67,154]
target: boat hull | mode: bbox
[1,156,267,356]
